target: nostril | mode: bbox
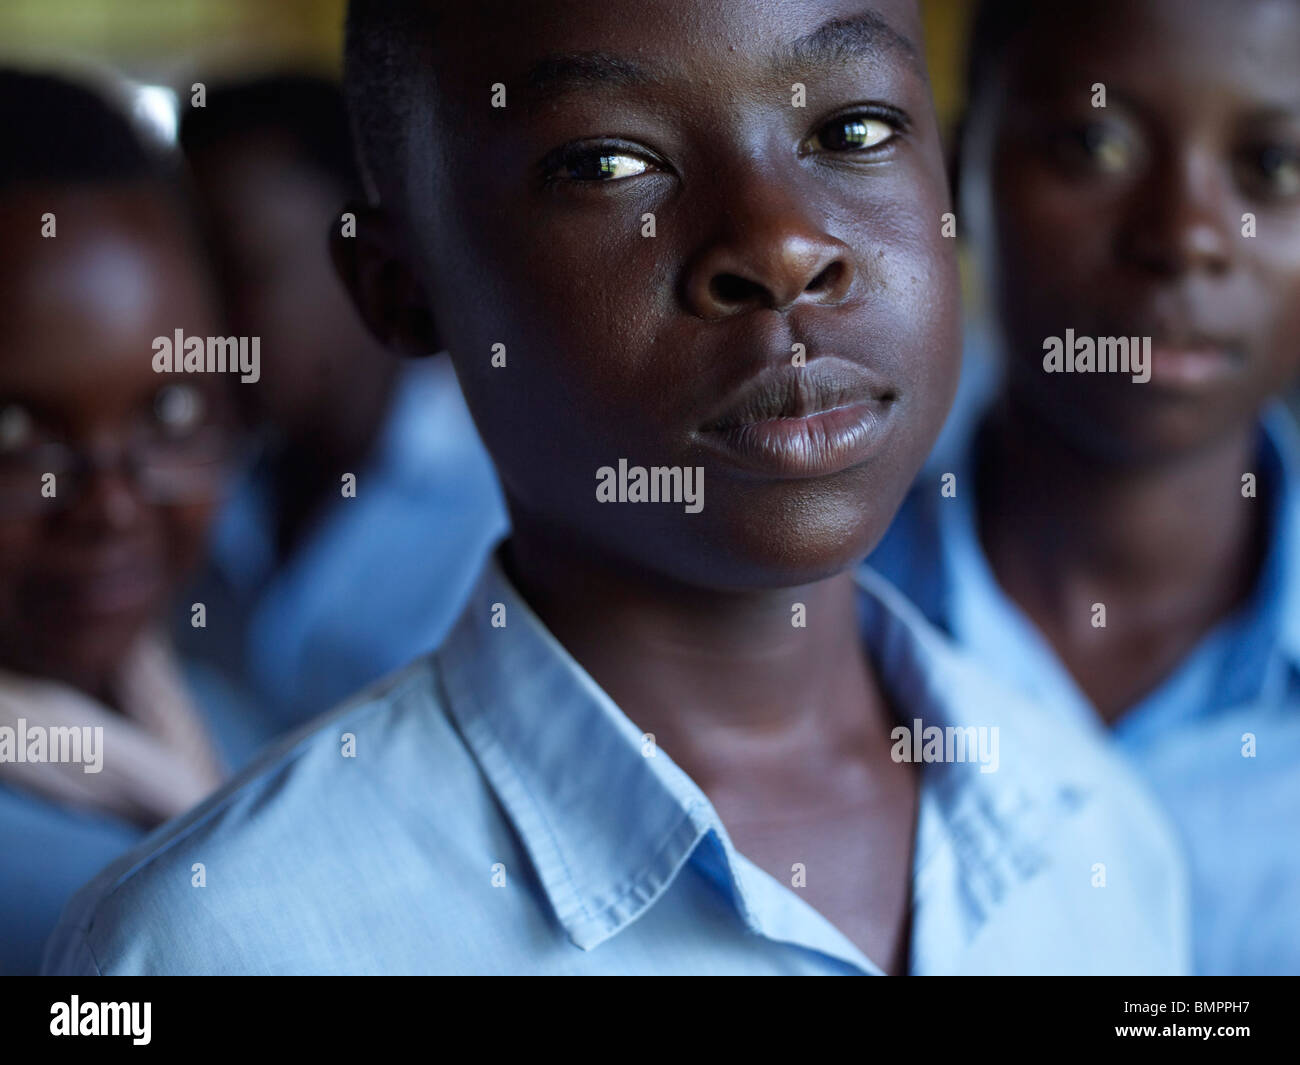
[710,273,764,305]
[805,262,843,295]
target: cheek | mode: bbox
[447,237,673,467]
[0,523,38,614]
[992,151,1115,294]
[879,268,962,462]
[997,201,1101,293]
[522,226,666,370]
[1254,240,1300,387]
[161,504,217,579]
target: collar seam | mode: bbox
[464,670,721,945]
[565,804,715,948]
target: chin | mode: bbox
[649,492,885,592]
[1051,397,1249,467]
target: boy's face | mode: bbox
[0,188,230,690]
[966,0,1300,463]
[371,0,958,590]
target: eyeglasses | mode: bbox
[0,388,241,518]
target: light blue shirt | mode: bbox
[870,401,1300,975]
[44,553,1187,975]
[173,354,508,729]
[0,660,272,975]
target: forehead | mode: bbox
[997,0,1300,108]
[0,187,213,404]
[428,0,926,100]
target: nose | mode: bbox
[683,181,856,319]
[65,443,144,533]
[1120,148,1234,278]
[79,472,141,530]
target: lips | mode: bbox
[34,556,165,620]
[1102,309,1248,391]
[696,358,895,478]
[1147,335,1244,389]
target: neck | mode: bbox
[503,520,884,787]
[977,397,1265,635]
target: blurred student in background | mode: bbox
[175,75,506,728]
[0,69,275,973]
[870,0,1300,974]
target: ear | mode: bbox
[331,202,442,357]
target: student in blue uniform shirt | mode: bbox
[175,76,507,728]
[870,0,1300,974]
[45,0,1189,976]
[0,71,278,974]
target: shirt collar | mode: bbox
[435,550,1095,965]
[434,553,744,952]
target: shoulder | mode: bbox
[41,655,492,975]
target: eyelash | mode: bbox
[539,105,910,187]
[1239,143,1300,200]
[802,105,910,158]
[538,139,667,187]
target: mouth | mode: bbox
[1146,334,1245,390]
[1104,312,1248,391]
[37,557,164,620]
[696,358,896,478]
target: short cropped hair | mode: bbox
[179,73,362,198]
[343,0,441,204]
[0,67,177,190]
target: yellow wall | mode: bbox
[922,0,974,140]
[0,0,970,104]
[0,0,346,81]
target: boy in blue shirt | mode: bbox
[872,0,1300,973]
[45,0,1188,975]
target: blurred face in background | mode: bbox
[186,132,394,455]
[0,185,234,696]
[964,0,1300,465]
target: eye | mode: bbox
[544,144,655,184]
[1052,121,1137,176]
[1239,143,1300,200]
[153,384,206,437]
[806,113,897,154]
[0,403,34,455]
[1088,127,1133,173]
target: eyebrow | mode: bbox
[774,12,921,75]
[523,52,659,110]
[519,10,920,110]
